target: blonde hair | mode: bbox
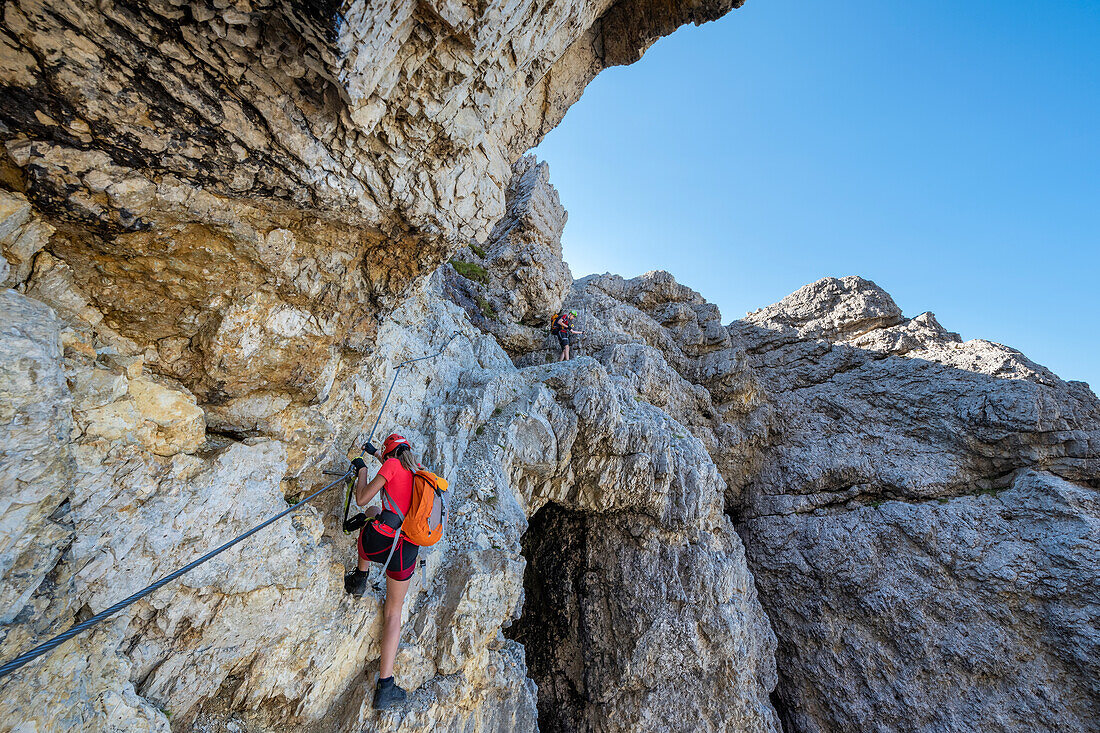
[394,445,421,474]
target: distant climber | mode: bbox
[342,433,424,710]
[550,309,584,361]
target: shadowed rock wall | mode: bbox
[731,277,1100,733]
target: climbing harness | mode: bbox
[0,329,463,680]
[341,330,461,533]
[0,470,352,680]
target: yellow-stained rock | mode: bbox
[0,190,54,288]
[127,376,206,456]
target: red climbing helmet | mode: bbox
[382,433,411,457]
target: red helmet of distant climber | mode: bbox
[382,433,411,457]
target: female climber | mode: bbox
[343,432,421,710]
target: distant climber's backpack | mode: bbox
[550,312,571,335]
[380,469,449,562]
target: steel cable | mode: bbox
[0,469,352,680]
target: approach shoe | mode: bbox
[344,569,368,597]
[373,679,407,710]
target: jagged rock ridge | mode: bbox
[732,276,1100,732]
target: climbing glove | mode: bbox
[351,456,368,475]
[363,441,378,456]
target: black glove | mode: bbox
[351,456,368,475]
[363,441,378,456]
[343,513,368,533]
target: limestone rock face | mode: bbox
[0,0,746,490]
[0,273,537,732]
[0,291,72,625]
[0,256,780,733]
[0,190,54,288]
[549,270,772,504]
[0,0,764,726]
[375,282,780,733]
[445,155,574,356]
[746,469,1100,733]
[2,130,1096,733]
[492,265,1098,733]
[512,503,777,733]
[473,269,784,731]
[732,276,1100,733]
[466,351,779,731]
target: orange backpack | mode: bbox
[552,312,575,335]
[379,469,449,567]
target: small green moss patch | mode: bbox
[475,295,497,320]
[452,259,489,284]
[973,486,1006,497]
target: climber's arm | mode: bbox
[356,471,386,506]
[351,454,387,506]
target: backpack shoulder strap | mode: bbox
[381,487,405,521]
[439,487,448,538]
[379,485,405,577]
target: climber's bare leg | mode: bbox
[379,575,412,678]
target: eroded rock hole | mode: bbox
[770,688,794,733]
[505,503,590,733]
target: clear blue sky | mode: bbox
[532,0,1099,389]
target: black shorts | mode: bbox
[557,333,570,348]
[358,520,419,581]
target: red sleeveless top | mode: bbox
[375,458,413,538]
